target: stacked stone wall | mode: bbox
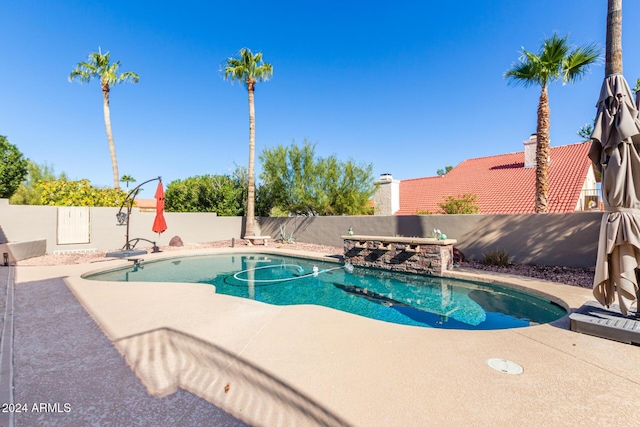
[343,239,453,276]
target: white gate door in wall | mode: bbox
[57,207,90,244]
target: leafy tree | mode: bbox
[255,181,276,217]
[0,135,28,199]
[633,77,640,93]
[260,140,374,216]
[120,174,136,188]
[9,161,67,205]
[69,48,139,189]
[39,179,126,206]
[577,120,595,141]
[165,167,276,216]
[505,34,600,213]
[438,193,481,214]
[231,166,275,217]
[436,166,453,176]
[165,173,246,215]
[223,48,273,235]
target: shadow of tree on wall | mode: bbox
[258,215,390,247]
[116,327,352,427]
[457,213,602,267]
[257,216,315,242]
[258,213,601,268]
[395,216,425,239]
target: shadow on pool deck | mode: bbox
[8,272,351,427]
[11,275,249,427]
[116,328,352,427]
[7,253,640,426]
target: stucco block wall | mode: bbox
[0,200,243,253]
[0,239,47,262]
[1,199,602,268]
[258,212,603,268]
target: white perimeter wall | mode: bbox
[0,199,243,253]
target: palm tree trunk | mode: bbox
[102,86,120,189]
[606,0,623,76]
[536,86,551,213]
[245,83,256,237]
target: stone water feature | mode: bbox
[341,235,456,276]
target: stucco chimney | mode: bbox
[374,173,400,215]
[523,134,537,168]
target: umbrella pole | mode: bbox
[125,204,131,250]
[116,176,162,251]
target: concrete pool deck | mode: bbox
[3,247,640,426]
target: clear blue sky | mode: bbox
[1,1,639,189]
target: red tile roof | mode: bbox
[396,142,592,215]
[134,198,157,210]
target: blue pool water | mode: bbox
[84,253,566,330]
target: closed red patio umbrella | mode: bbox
[152,181,167,234]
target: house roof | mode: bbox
[396,142,592,215]
[134,198,157,210]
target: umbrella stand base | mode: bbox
[106,250,148,258]
[124,238,161,253]
[569,301,640,345]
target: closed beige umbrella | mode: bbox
[589,74,640,316]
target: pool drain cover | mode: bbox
[487,358,523,374]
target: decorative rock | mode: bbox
[169,236,184,247]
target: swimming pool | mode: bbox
[84,253,566,330]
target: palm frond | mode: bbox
[222,47,273,87]
[70,48,137,87]
[505,53,544,88]
[118,71,140,84]
[505,33,599,89]
[562,42,601,84]
[539,34,569,66]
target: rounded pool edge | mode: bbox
[80,249,587,330]
[80,248,343,279]
[442,268,593,326]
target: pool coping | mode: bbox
[10,247,640,426]
[82,248,571,330]
[81,247,588,317]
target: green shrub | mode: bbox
[438,193,480,214]
[165,174,245,215]
[39,179,126,207]
[482,248,511,267]
[10,161,68,205]
[416,210,437,215]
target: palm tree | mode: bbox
[505,34,600,213]
[223,48,273,237]
[69,48,139,189]
[606,0,622,76]
[120,174,136,188]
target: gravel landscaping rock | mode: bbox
[16,239,594,289]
